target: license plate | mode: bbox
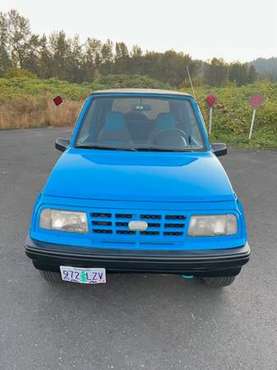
[60,266,106,284]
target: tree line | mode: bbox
[0,9,258,87]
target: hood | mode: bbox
[43,148,235,202]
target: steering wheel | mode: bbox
[150,128,188,147]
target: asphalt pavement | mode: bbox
[0,128,277,370]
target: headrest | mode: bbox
[155,113,176,130]
[104,112,126,131]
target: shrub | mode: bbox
[4,68,37,79]
[0,76,277,148]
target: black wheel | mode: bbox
[39,270,62,283]
[200,275,236,288]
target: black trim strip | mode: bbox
[25,237,250,267]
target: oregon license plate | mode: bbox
[60,266,106,284]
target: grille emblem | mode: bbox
[128,220,148,231]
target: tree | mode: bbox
[247,65,257,84]
[100,39,114,74]
[48,31,70,80]
[115,42,129,61]
[131,45,143,58]
[6,9,32,68]
[0,9,263,87]
[37,34,53,79]
[251,57,277,81]
[67,35,84,82]
[229,62,248,86]
[142,51,162,78]
[83,38,102,81]
[21,34,41,74]
[0,12,11,75]
[114,42,129,73]
[127,45,144,75]
[144,50,199,87]
[228,63,257,86]
[101,39,113,64]
[204,58,228,86]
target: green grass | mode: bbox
[189,81,277,149]
[0,76,276,148]
[0,74,170,101]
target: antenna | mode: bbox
[186,65,197,99]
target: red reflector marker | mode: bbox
[249,95,263,109]
[53,96,63,106]
[206,94,217,108]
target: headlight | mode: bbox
[188,215,237,236]
[40,209,88,233]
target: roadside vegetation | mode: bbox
[0,9,276,148]
[195,82,277,149]
[0,74,170,129]
[0,75,276,148]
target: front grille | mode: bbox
[92,212,111,218]
[90,211,187,241]
[141,214,162,220]
[116,213,132,219]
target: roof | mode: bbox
[91,88,193,97]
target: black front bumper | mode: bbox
[25,238,250,277]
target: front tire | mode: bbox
[200,275,236,288]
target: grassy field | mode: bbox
[194,82,277,149]
[0,76,276,148]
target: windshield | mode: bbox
[76,96,204,151]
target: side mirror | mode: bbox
[55,137,70,152]
[212,143,227,157]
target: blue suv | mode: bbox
[25,89,250,287]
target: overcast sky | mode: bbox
[1,0,276,62]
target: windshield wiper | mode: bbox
[75,144,136,151]
[76,144,201,152]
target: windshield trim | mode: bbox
[73,94,209,152]
[75,143,206,153]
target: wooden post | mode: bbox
[249,109,256,140]
[208,107,213,135]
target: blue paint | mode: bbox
[42,149,235,202]
[29,90,248,253]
